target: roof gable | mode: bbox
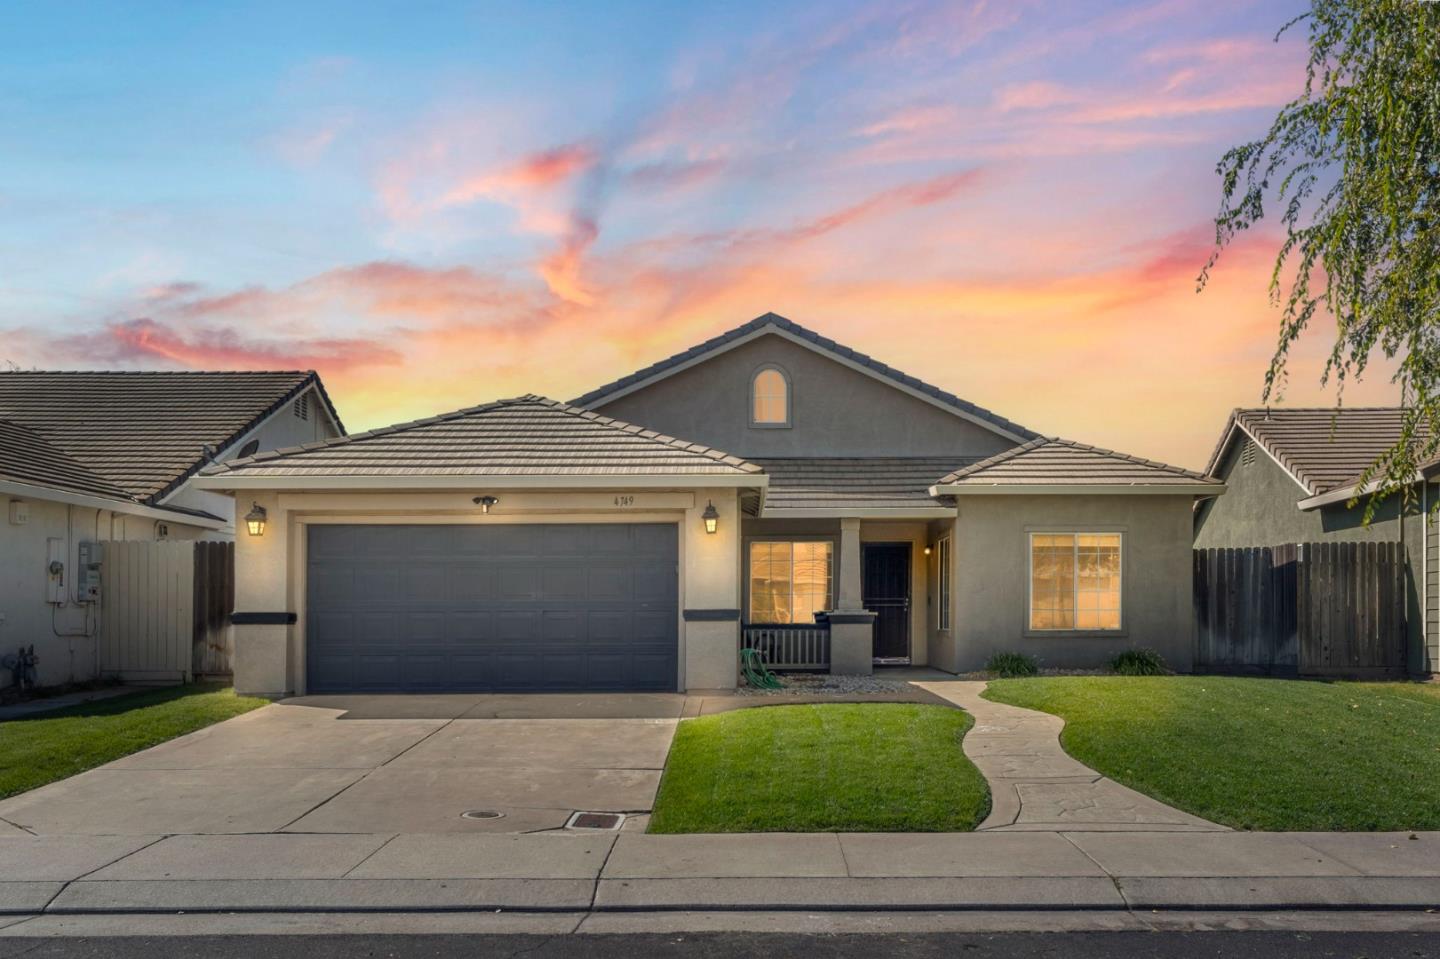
[0,370,342,503]
[572,312,1039,444]
[200,395,761,480]
[936,437,1221,489]
[1205,407,1413,497]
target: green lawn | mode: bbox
[649,703,989,833]
[984,676,1440,831]
[0,684,267,800]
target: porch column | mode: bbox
[829,517,875,675]
[837,518,863,610]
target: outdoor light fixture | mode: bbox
[473,495,500,514]
[924,544,933,556]
[244,503,267,537]
[702,500,720,535]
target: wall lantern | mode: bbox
[924,544,933,556]
[702,500,720,535]
[244,502,268,537]
[473,495,499,514]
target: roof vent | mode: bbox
[293,395,310,421]
[237,439,260,458]
[1242,441,1257,468]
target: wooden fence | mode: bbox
[1194,542,1407,677]
[100,540,234,683]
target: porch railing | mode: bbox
[741,623,831,671]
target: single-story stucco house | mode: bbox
[196,313,1225,696]
[1194,407,1438,675]
[0,371,343,687]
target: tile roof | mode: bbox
[0,371,340,503]
[756,458,976,511]
[1209,407,1416,496]
[201,396,763,479]
[937,437,1221,488]
[0,419,131,502]
[571,312,1040,442]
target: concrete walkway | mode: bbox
[0,829,1436,921]
[914,681,1225,832]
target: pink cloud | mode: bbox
[49,318,402,372]
[993,81,1080,112]
[441,141,598,207]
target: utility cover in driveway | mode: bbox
[306,524,678,693]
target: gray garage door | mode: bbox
[305,524,679,693]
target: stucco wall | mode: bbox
[230,487,744,696]
[1194,434,1432,674]
[949,494,1196,673]
[0,496,211,687]
[594,332,1022,459]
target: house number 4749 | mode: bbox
[613,495,636,507]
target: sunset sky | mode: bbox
[0,0,1401,470]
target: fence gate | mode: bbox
[1194,542,1407,677]
[100,541,234,683]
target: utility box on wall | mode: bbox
[77,541,103,603]
[46,537,65,605]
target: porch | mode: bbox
[739,514,955,675]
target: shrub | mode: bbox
[1110,648,1169,676]
[986,651,1039,678]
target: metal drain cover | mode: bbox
[566,811,624,831]
[460,809,505,821]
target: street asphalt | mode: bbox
[0,932,1437,959]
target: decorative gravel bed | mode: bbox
[738,674,917,696]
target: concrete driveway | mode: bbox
[0,694,687,836]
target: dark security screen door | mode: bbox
[862,542,911,663]
[305,523,678,692]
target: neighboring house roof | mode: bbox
[934,438,1223,492]
[571,312,1041,443]
[0,370,342,505]
[755,458,977,513]
[0,419,131,502]
[198,396,764,485]
[1205,407,1416,497]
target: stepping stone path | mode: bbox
[915,681,1226,832]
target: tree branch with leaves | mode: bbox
[1202,0,1440,516]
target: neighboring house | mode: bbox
[196,313,1223,696]
[1194,407,1437,675]
[0,371,343,687]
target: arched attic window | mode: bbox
[751,366,790,427]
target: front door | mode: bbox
[862,542,911,663]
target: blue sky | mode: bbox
[0,0,1395,467]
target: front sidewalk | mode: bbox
[1,829,1438,919]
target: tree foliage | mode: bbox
[1203,0,1440,513]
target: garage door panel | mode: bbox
[542,565,587,600]
[633,523,677,556]
[451,611,494,641]
[498,567,541,601]
[306,524,678,693]
[633,563,678,602]
[444,564,493,602]
[633,610,674,642]
[492,609,540,642]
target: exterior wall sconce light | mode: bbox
[702,500,720,535]
[473,495,500,514]
[244,503,268,537]
[924,544,933,556]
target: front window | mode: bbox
[752,367,789,425]
[1030,533,1121,631]
[749,540,832,623]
